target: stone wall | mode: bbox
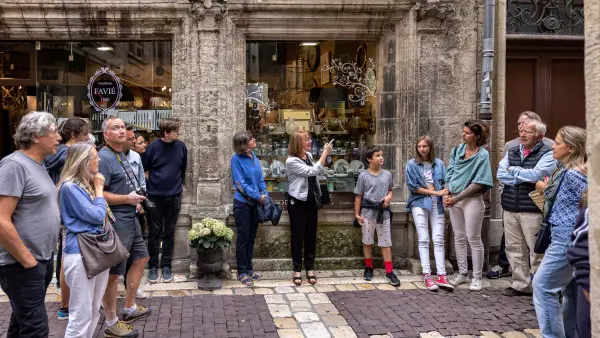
[584,0,599,334]
[0,0,484,273]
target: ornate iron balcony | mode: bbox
[507,0,584,35]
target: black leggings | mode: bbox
[288,197,318,272]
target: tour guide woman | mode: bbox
[286,131,333,285]
[443,119,493,292]
[231,131,268,287]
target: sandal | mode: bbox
[248,270,261,281]
[292,274,303,286]
[238,274,254,287]
[306,272,317,285]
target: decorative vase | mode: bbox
[285,118,299,134]
[196,247,224,291]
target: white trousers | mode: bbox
[448,195,485,279]
[411,197,446,275]
[63,253,110,338]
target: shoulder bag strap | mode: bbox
[544,169,567,222]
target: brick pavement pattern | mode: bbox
[326,289,538,338]
[0,295,278,338]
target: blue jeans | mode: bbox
[233,200,259,275]
[532,226,578,338]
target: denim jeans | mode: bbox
[411,197,446,275]
[532,226,578,338]
[233,200,259,275]
[0,257,54,338]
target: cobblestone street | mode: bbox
[0,270,542,338]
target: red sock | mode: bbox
[364,258,373,268]
[384,261,393,274]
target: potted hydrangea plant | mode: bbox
[188,218,234,290]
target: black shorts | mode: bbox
[109,218,149,276]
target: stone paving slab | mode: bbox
[327,289,538,338]
[1,295,277,338]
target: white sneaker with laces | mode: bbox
[450,273,470,286]
[136,289,149,299]
[469,278,483,291]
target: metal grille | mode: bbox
[507,0,584,35]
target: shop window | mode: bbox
[245,41,377,202]
[30,41,172,136]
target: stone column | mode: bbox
[584,0,600,334]
[172,0,237,273]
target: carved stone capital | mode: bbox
[414,1,456,22]
[190,0,228,22]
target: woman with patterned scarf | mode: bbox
[58,142,114,338]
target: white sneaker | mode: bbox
[469,278,483,291]
[136,289,149,299]
[450,273,470,286]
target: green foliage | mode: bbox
[188,218,234,251]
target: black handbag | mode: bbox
[320,183,331,206]
[534,170,566,254]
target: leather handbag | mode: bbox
[77,219,130,279]
[533,170,566,254]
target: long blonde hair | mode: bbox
[557,126,586,171]
[57,142,96,188]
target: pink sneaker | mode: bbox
[424,274,439,291]
[435,274,455,291]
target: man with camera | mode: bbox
[142,117,187,284]
[99,116,151,338]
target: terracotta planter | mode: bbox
[196,247,224,291]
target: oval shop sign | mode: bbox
[87,67,123,112]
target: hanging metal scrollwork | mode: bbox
[322,58,376,106]
[245,83,277,112]
[507,0,584,35]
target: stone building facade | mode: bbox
[0,0,485,273]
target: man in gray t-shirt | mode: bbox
[0,111,61,337]
[0,151,60,264]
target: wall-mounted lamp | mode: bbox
[300,42,319,46]
[97,46,113,51]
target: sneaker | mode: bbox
[502,287,532,297]
[363,267,374,281]
[450,273,470,286]
[104,320,139,337]
[57,307,69,320]
[147,268,159,284]
[162,267,173,283]
[136,289,148,300]
[122,305,152,324]
[385,271,401,287]
[435,274,455,291]
[486,265,511,279]
[469,278,483,291]
[424,274,438,291]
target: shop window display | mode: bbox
[0,41,172,152]
[246,41,376,201]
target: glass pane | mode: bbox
[0,43,32,80]
[246,41,377,194]
[34,41,172,135]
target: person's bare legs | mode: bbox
[381,247,392,262]
[124,257,149,308]
[59,264,70,309]
[102,275,120,322]
[363,244,373,260]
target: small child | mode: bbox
[354,146,400,286]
